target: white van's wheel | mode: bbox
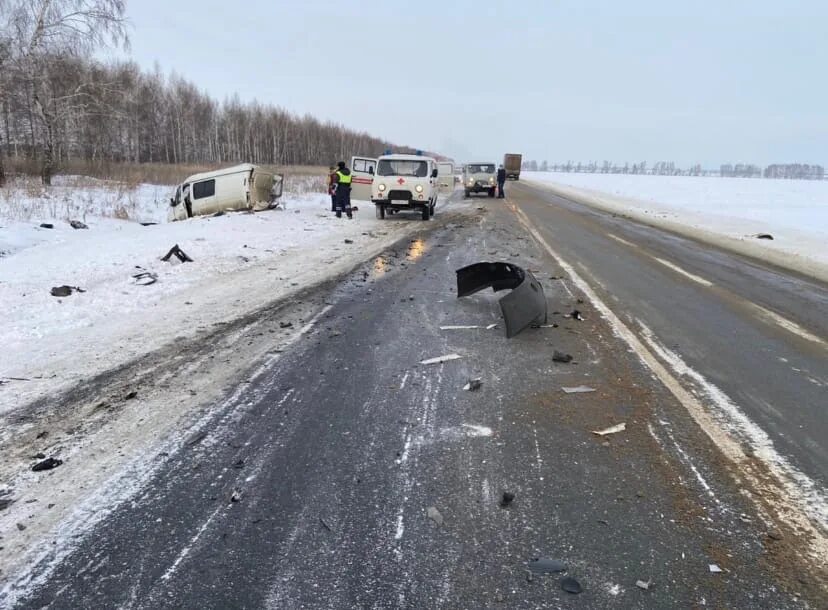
[375,205,385,219]
[421,205,430,221]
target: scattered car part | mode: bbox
[561,577,583,594]
[463,379,482,391]
[561,385,596,394]
[69,220,88,229]
[593,423,626,436]
[32,457,63,472]
[161,244,193,263]
[50,285,85,297]
[456,262,547,338]
[528,558,566,574]
[553,351,573,363]
[421,353,461,365]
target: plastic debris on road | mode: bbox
[636,579,652,590]
[561,576,583,594]
[592,423,627,436]
[553,350,573,363]
[709,564,723,573]
[421,354,461,365]
[561,385,596,394]
[463,379,482,391]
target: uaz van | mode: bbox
[350,154,439,220]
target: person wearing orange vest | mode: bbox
[333,161,353,219]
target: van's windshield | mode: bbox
[467,164,494,173]
[377,160,428,177]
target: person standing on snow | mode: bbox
[333,161,353,219]
[327,165,338,212]
[497,164,507,199]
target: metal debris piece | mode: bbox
[636,579,652,590]
[561,577,583,594]
[456,262,547,338]
[463,379,482,391]
[69,220,88,229]
[709,564,722,573]
[50,285,85,297]
[420,354,461,366]
[32,457,63,472]
[528,558,566,573]
[132,271,158,286]
[427,506,444,526]
[592,423,626,436]
[561,385,595,394]
[553,351,573,363]
[161,244,193,263]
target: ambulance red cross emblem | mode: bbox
[397,177,406,185]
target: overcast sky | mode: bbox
[113,0,828,167]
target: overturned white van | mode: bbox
[168,164,284,221]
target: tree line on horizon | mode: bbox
[0,1,426,187]
[521,160,825,180]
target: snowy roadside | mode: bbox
[0,178,456,416]
[522,172,828,283]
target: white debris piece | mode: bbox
[439,325,481,330]
[592,423,626,436]
[709,564,722,573]
[427,506,444,526]
[486,323,498,330]
[561,385,596,394]
[420,354,462,365]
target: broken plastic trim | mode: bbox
[456,262,547,338]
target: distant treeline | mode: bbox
[522,160,826,180]
[0,1,430,186]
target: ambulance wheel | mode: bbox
[429,203,435,217]
[464,189,470,198]
[421,205,430,221]
[375,205,385,219]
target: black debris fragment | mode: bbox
[230,490,242,503]
[50,285,85,297]
[528,558,567,574]
[756,233,774,240]
[32,452,45,459]
[569,310,585,321]
[0,498,14,511]
[132,271,158,286]
[69,220,88,230]
[464,379,483,392]
[561,577,583,594]
[36,431,49,440]
[499,492,515,507]
[32,457,63,472]
[161,244,193,263]
[16,523,26,531]
[279,321,293,329]
[552,351,573,363]
[139,222,158,226]
[319,516,333,531]
[39,223,54,229]
[344,239,354,244]
[124,391,138,400]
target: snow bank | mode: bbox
[522,172,828,283]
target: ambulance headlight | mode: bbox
[415,185,424,193]
[378,183,386,191]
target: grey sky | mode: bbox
[115,0,828,167]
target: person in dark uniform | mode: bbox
[497,164,507,199]
[327,165,337,211]
[333,161,353,219]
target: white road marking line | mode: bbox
[607,233,638,248]
[654,257,714,287]
[161,503,224,581]
[510,204,827,563]
[399,372,410,390]
[748,303,827,348]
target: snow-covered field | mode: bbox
[0,175,437,415]
[523,172,828,282]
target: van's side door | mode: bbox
[350,156,378,202]
[437,162,455,194]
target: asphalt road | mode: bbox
[507,181,828,497]
[10,192,820,608]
